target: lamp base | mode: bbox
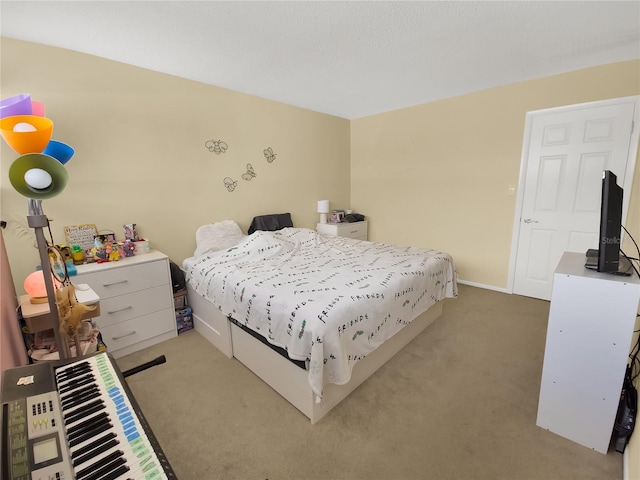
[29,296,49,304]
[319,213,328,224]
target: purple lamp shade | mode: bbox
[0,94,32,119]
[43,140,74,164]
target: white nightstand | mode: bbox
[316,221,368,240]
[74,250,177,358]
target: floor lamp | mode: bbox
[1,95,74,359]
[28,199,71,359]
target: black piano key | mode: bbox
[72,437,120,467]
[65,399,106,425]
[68,420,113,448]
[76,451,126,480]
[71,431,117,460]
[60,385,99,407]
[66,412,109,438]
[95,463,130,480]
[61,387,101,410]
[60,383,99,403]
[58,373,96,394]
[58,369,93,384]
[56,362,92,381]
[56,361,91,378]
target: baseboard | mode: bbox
[456,279,510,294]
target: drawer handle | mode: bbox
[350,230,358,234]
[102,279,128,287]
[107,305,133,315]
[112,330,136,340]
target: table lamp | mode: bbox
[318,200,330,224]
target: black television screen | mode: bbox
[598,170,624,273]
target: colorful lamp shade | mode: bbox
[9,153,68,199]
[43,140,74,164]
[0,93,32,118]
[0,115,53,154]
[31,101,46,117]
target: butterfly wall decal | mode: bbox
[223,177,238,192]
[242,163,257,181]
[263,147,277,163]
[205,139,229,154]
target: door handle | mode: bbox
[523,218,539,223]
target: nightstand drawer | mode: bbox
[338,222,367,239]
[94,285,173,328]
[76,260,169,299]
[317,221,368,240]
[99,310,175,352]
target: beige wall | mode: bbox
[1,38,351,293]
[2,38,639,294]
[3,35,640,473]
[351,60,640,289]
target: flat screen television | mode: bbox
[597,170,625,273]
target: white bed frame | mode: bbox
[187,282,443,423]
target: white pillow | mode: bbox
[194,220,246,257]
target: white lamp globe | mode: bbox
[24,168,53,190]
[13,122,37,132]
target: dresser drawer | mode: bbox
[76,260,169,299]
[93,285,173,328]
[99,310,175,352]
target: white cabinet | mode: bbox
[536,252,640,453]
[316,221,368,240]
[74,250,177,358]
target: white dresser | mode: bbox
[316,221,368,240]
[73,250,177,358]
[536,252,640,453]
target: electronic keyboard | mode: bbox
[1,351,176,480]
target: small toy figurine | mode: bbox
[122,239,136,257]
[71,244,85,265]
[105,243,120,262]
[91,237,107,261]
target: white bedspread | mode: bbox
[184,227,457,399]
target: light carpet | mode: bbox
[116,284,622,480]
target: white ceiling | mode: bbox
[1,1,639,119]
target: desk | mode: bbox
[20,284,100,333]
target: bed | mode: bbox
[183,217,457,423]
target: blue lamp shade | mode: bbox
[43,140,74,164]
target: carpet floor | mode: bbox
[116,284,623,480]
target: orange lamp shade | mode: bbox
[0,115,53,154]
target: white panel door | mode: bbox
[512,99,638,300]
